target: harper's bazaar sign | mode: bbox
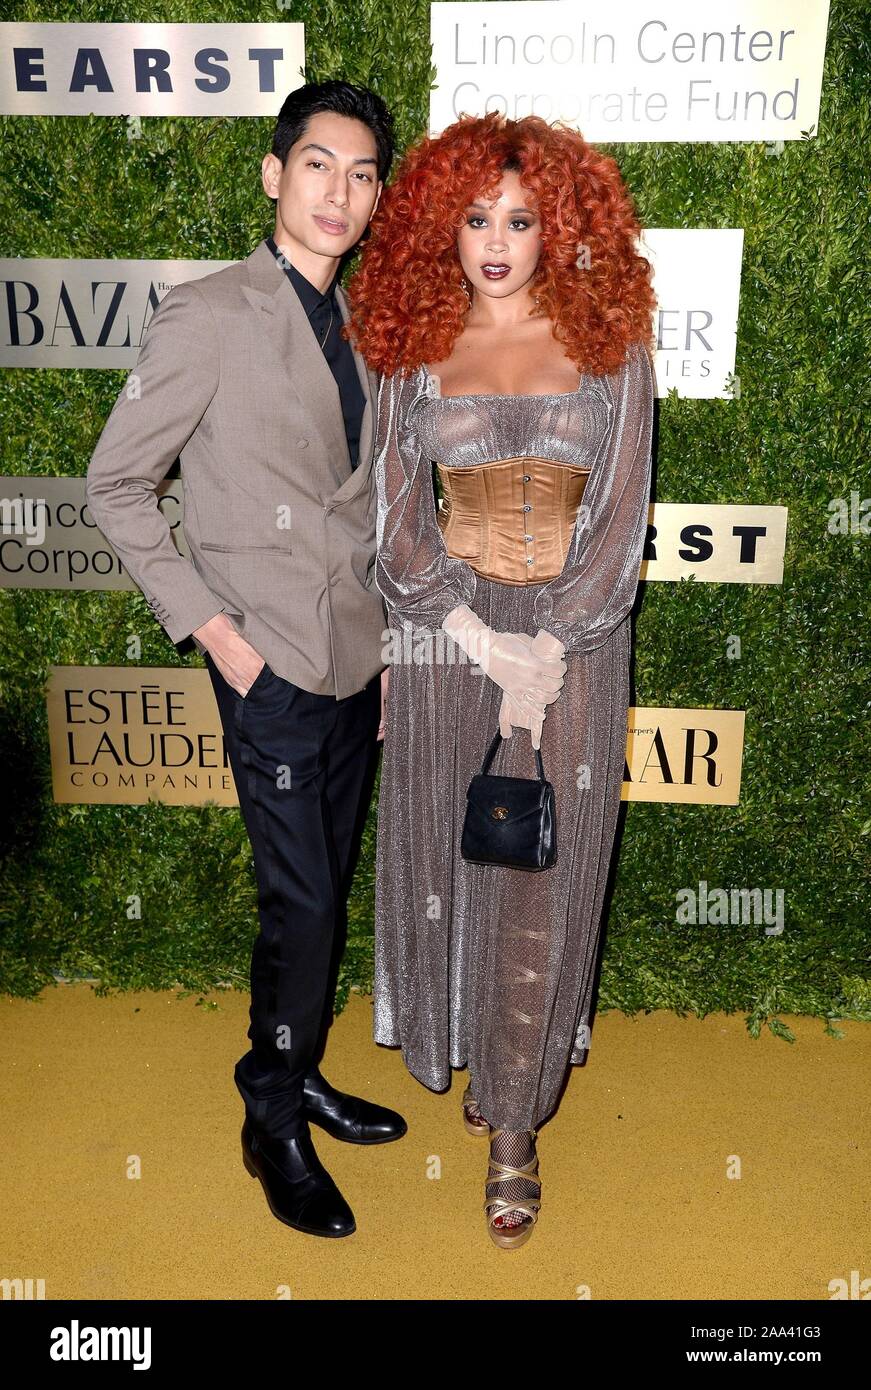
[429,0,831,141]
[623,707,745,804]
[1,230,743,394]
[0,258,234,369]
[46,668,746,807]
[0,23,305,116]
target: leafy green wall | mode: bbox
[1,2,868,1040]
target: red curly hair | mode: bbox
[344,111,656,379]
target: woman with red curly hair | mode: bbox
[346,112,656,1249]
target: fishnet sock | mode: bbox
[486,1129,538,1230]
[465,1091,484,1121]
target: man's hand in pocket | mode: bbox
[194,613,266,696]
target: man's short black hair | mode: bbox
[271,80,395,185]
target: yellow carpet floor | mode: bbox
[1,982,866,1300]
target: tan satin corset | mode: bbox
[435,456,591,584]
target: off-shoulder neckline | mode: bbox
[420,362,585,401]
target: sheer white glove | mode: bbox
[529,628,567,663]
[441,605,566,708]
[498,630,568,749]
[499,690,545,749]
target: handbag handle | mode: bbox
[480,728,546,783]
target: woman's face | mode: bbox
[457,168,542,302]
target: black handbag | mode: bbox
[461,729,557,871]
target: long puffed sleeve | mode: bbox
[532,337,654,654]
[374,369,478,630]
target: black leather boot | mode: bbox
[302,1067,408,1144]
[241,1118,356,1237]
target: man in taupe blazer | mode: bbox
[87,81,405,1240]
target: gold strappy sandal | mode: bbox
[462,1083,490,1137]
[484,1128,541,1250]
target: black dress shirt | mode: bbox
[265,234,365,471]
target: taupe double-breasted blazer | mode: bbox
[86,237,387,698]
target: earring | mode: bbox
[460,276,472,304]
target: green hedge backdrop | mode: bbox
[1,2,868,1042]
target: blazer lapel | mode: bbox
[240,239,349,475]
[332,283,378,505]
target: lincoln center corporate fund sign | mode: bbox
[429,0,830,140]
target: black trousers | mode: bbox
[206,652,381,1138]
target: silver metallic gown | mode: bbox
[371,339,655,1130]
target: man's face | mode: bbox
[262,109,383,263]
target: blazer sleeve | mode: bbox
[532,338,655,654]
[373,369,478,630]
[85,280,227,644]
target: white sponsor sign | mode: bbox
[0,258,234,368]
[643,228,743,399]
[0,23,304,116]
[430,0,830,141]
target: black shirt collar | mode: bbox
[265,234,340,314]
